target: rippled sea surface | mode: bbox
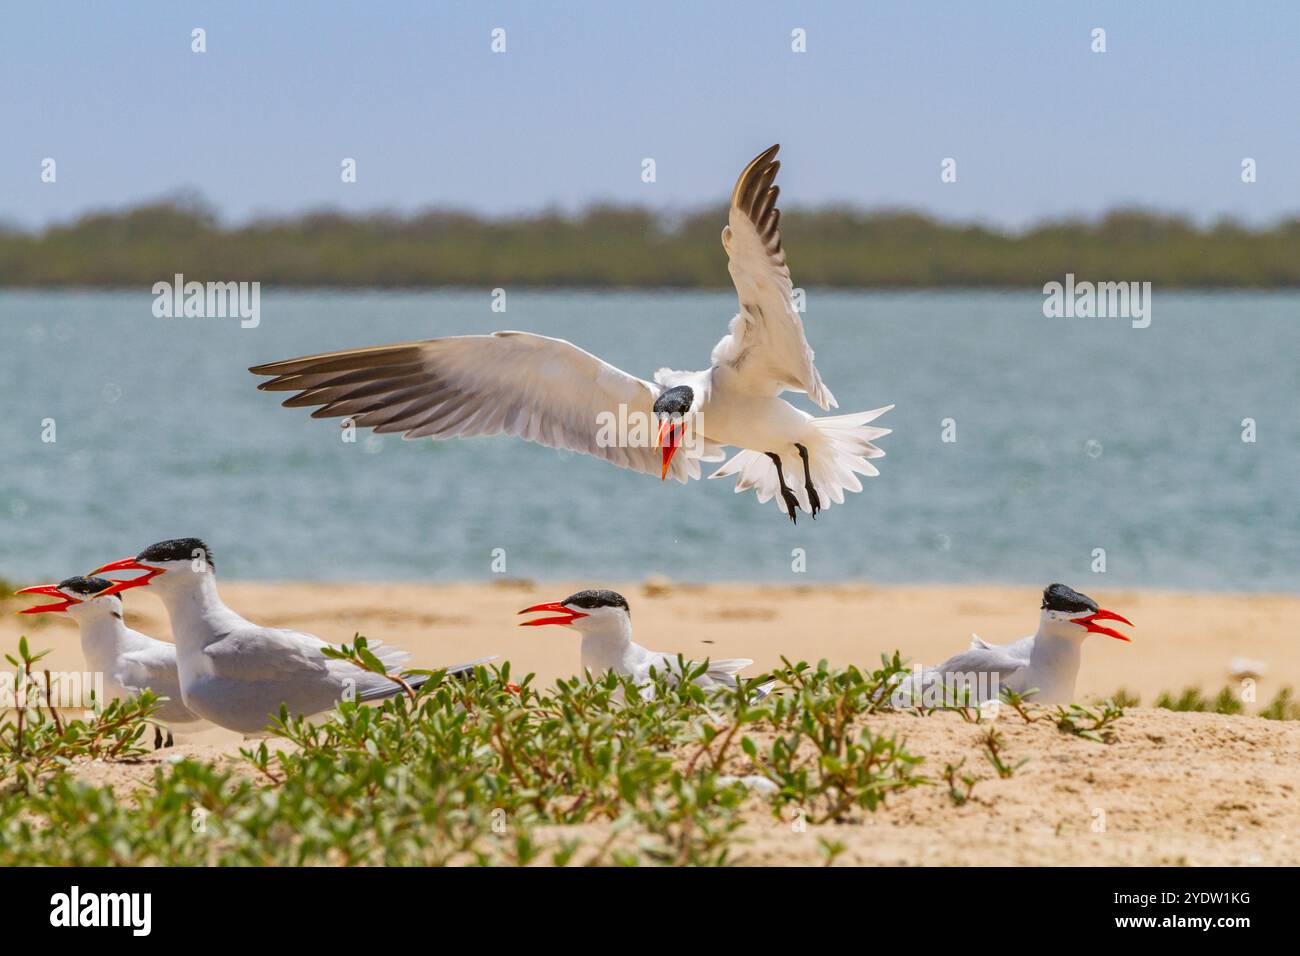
[1,289,1297,591]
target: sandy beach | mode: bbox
[5,581,1297,866]
[9,580,1296,705]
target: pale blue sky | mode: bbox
[3,1,1297,229]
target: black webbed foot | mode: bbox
[794,443,821,518]
[153,725,163,750]
[165,730,174,748]
[766,452,800,525]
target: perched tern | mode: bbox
[898,583,1134,707]
[518,588,771,696]
[89,538,490,735]
[250,145,892,523]
[15,576,202,746]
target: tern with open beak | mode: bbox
[518,589,772,697]
[896,583,1135,707]
[250,145,892,524]
[15,576,203,747]
[89,538,493,735]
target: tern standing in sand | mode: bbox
[518,588,772,697]
[896,583,1134,706]
[250,145,892,524]
[90,538,490,735]
[15,576,203,747]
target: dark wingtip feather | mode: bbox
[730,144,782,211]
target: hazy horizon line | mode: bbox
[7,191,1300,239]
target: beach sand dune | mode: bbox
[547,707,1300,866]
[19,709,1299,866]
[9,581,1293,704]
[5,582,1297,866]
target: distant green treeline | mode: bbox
[3,200,1299,288]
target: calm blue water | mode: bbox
[1,289,1297,591]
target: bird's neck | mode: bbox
[156,573,247,652]
[75,614,133,669]
[579,617,635,675]
[1027,624,1084,703]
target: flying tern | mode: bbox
[89,538,491,735]
[518,588,771,696]
[249,145,892,523]
[16,575,202,746]
[896,583,1134,707]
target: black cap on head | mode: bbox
[652,386,694,417]
[139,537,214,568]
[57,576,117,598]
[562,589,629,613]
[1041,583,1098,613]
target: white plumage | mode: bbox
[251,145,892,522]
[91,541,489,736]
[894,584,1134,707]
[518,589,773,698]
[17,578,202,733]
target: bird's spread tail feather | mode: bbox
[708,405,892,516]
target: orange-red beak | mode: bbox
[654,419,683,480]
[88,557,165,596]
[517,601,589,627]
[14,584,80,615]
[1076,607,1134,642]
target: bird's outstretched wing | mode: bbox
[713,144,836,410]
[251,331,704,482]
